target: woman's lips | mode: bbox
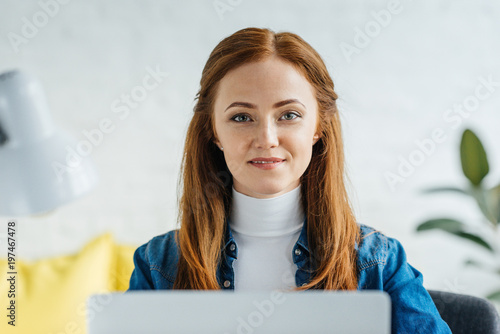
[248,160,285,170]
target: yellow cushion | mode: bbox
[0,232,136,334]
[113,243,137,291]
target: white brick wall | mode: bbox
[1,0,499,298]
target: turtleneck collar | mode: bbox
[229,184,305,237]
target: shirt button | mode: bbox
[229,243,236,252]
[294,248,302,256]
[223,280,231,288]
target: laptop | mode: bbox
[87,290,391,334]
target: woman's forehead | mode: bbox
[215,58,316,108]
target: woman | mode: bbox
[128,27,451,333]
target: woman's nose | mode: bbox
[253,120,279,149]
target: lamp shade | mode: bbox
[0,70,98,216]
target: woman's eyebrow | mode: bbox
[224,99,306,112]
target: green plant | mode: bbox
[415,128,500,301]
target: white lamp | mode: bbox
[0,70,98,216]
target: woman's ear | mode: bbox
[212,127,221,148]
[313,133,321,145]
[213,139,222,149]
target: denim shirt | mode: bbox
[128,218,452,333]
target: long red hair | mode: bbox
[174,27,360,290]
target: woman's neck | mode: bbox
[229,184,305,237]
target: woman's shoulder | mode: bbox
[144,229,180,249]
[129,229,181,289]
[135,229,181,271]
[356,223,405,271]
[141,229,179,259]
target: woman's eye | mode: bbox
[230,112,300,122]
[282,112,299,121]
[231,114,251,122]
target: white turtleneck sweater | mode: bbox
[229,184,305,291]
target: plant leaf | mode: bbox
[416,218,465,233]
[460,129,489,186]
[486,289,500,302]
[451,231,494,252]
[469,185,498,226]
[489,183,500,225]
[421,187,469,196]
[464,258,485,268]
[465,259,500,274]
[416,219,494,252]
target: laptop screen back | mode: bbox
[87,290,391,334]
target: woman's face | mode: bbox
[213,56,321,199]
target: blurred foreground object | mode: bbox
[416,128,500,301]
[0,233,136,333]
[0,70,98,216]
